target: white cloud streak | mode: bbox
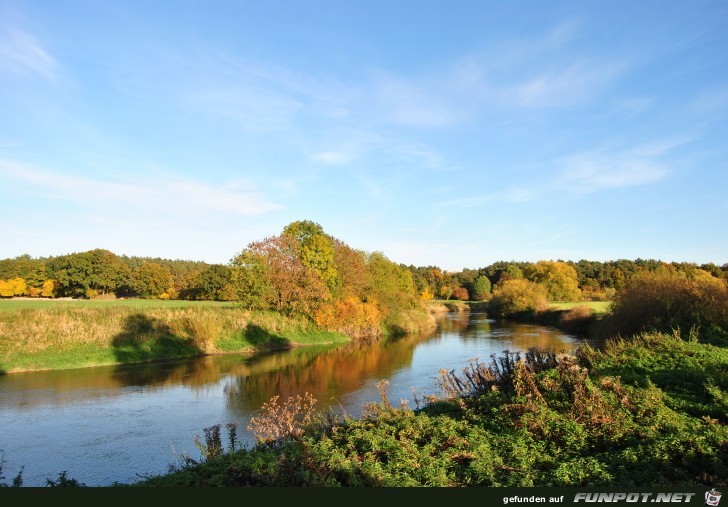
[504,61,626,108]
[0,159,279,218]
[557,138,690,193]
[0,27,56,79]
[435,137,688,209]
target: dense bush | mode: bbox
[601,270,728,341]
[488,279,549,318]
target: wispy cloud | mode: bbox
[370,73,463,127]
[0,159,279,217]
[690,85,728,114]
[0,27,56,79]
[312,151,355,165]
[435,137,689,210]
[613,97,653,117]
[504,61,626,108]
[189,84,303,132]
[556,138,691,193]
[388,141,448,171]
[434,185,541,210]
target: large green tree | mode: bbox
[472,275,492,300]
[196,265,234,300]
[131,262,173,298]
[47,249,129,297]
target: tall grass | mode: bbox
[0,306,348,372]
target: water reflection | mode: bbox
[0,313,582,486]
[225,332,431,416]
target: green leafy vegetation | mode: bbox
[137,271,728,487]
[140,333,727,487]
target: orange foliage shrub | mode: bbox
[314,296,382,338]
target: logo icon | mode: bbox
[706,490,722,507]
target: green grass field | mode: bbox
[549,301,611,314]
[0,298,236,312]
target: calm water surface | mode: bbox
[0,313,582,485]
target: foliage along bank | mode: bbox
[0,221,434,372]
[138,273,728,487]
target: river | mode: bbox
[0,313,582,486]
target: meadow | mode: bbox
[548,301,611,314]
[0,298,235,312]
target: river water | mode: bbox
[0,313,582,486]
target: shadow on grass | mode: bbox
[111,313,202,364]
[243,323,292,351]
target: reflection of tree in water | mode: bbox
[1,313,579,412]
[224,332,433,416]
[434,312,579,350]
[436,312,472,334]
[490,321,580,352]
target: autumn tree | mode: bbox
[41,279,56,298]
[489,279,549,317]
[0,280,14,297]
[524,260,581,301]
[484,262,525,287]
[231,234,328,316]
[451,286,469,301]
[331,239,367,299]
[364,252,418,314]
[282,220,339,294]
[0,255,46,289]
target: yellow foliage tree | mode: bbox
[420,288,434,301]
[0,280,13,298]
[9,277,26,296]
[41,279,56,298]
[524,261,581,301]
[489,279,549,317]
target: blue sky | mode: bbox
[1,1,726,270]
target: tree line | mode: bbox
[1,221,726,310]
[407,258,728,303]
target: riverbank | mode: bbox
[0,305,351,373]
[138,329,728,487]
[0,300,440,373]
[425,299,605,336]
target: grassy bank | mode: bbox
[0,305,349,373]
[548,301,610,314]
[139,330,727,487]
[424,300,471,314]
